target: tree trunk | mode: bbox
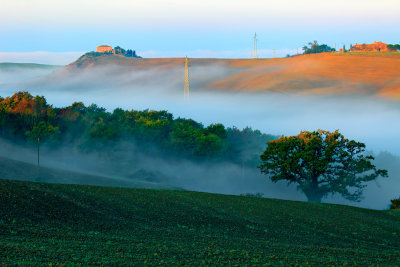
[37,137,40,167]
[36,137,40,181]
[305,193,323,203]
[302,180,323,203]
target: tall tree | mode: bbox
[303,41,335,54]
[259,130,388,202]
[26,121,60,167]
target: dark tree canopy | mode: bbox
[387,44,400,51]
[391,197,400,209]
[0,92,274,167]
[81,47,141,58]
[259,130,388,202]
[303,41,335,54]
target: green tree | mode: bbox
[259,130,388,202]
[303,41,335,54]
[26,121,60,167]
[388,44,400,51]
[390,197,400,209]
[205,123,227,139]
[193,134,225,157]
[0,91,281,165]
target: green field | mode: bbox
[1,179,399,266]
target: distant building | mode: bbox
[94,45,140,58]
[351,42,390,52]
[97,45,113,53]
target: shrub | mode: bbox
[240,192,264,198]
[390,197,400,209]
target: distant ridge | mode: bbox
[61,52,400,99]
[0,62,62,70]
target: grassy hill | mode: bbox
[1,179,399,265]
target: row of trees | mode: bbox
[303,41,335,54]
[302,41,400,54]
[82,47,140,59]
[388,44,400,51]
[0,92,390,205]
[113,46,139,57]
[0,92,275,166]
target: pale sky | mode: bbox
[1,0,399,63]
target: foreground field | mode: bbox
[1,179,399,265]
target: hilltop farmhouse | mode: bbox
[97,45,113,53]
[95,45,140,58]
[351,42,390,52]
[96,45,124,54]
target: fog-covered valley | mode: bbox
[1,60,400,209]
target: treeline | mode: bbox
[113,46,139,57]
[82,46,140,59]
[303,41,335,54]
[0,92,276,166]
[388,44,400,51]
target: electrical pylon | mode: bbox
[184,56,190,100]
[253,33,258,59]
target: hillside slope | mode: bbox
[0,62,61,70]
[0,156,176,190]
[1,179,399,265]
[210,53,400,98]
[63,52,400,99]
[0,63,62,89]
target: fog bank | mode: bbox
[1,63,400,209]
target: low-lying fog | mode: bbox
[0,63,61,85]
[1,62,399,210]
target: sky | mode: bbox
[1,0,400,64]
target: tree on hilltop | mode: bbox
[259,130,388,202]
[303,41,335,54]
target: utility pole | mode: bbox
[184,56,190,100]
[253,33,258,59]
[241,159,244,178]
[37,137,40,167]
[36,136,40,181]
